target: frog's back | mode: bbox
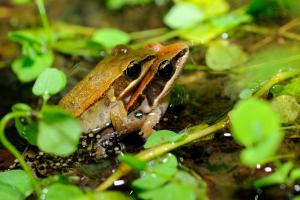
[59,48,155,117]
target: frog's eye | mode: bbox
[124,62,142,80]
[157,60,174,80]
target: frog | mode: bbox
[59,45,157,133]
[20,42,189,177]
[59,42,189,138]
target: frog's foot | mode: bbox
[140,101,169,139]
[110,100,146,134]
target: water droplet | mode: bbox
[280,184,286,190]
[221,32,229,39]
[223,132,231,137]
[264,167,272,172]
[114,179,125,186]
[294,185,300,191]
[134,111,143,119]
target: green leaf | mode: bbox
[180,14,251,44]
[164,2,204,29]
[229,98,283,166]
[206,41,248,71]
[271,95,300,124]
[12,103,38,145]
[106,0,126,10]
[275,78,300,101]
[9,29,49,47]
[11,103,31,112]
[106,0,152,10]
[32,68,67,100]
[12,51,54,82]
[228,43,300,98]
[230,98,281,146]
[168,133,187,142]
[174,170,208,199]
[295,196,300,200]
[0,183,24,200]
[91,28,131,49]
[118,154,147,171]
[144,130,178,148]
[0,170,33,198]
[290,168,300,180]
[138,182,195,200]
[43,183,83,200]
[15,117,38,145]
[132,173,168,190]
[38,106,81,156]
[240,133,283,167]
[239,88,255,99]
[254,162,293,188]
[153,153,178,179]
[247,0,279,18]
[52,38,105,58]
[247,0,300,19]
[12,0,31,4]
[83,191,131,200]
[190,0,229,19]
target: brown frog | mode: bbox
[21,43,189,177]
[59,42,189,138]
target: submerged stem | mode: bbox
[0,112,41,196]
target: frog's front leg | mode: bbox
[110,100,146,134]
[140,100,169,139]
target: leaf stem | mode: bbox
[0,112,41,196]
[253,68,300,98]
[35,0,52,42]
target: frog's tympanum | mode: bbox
[59,43,189,138]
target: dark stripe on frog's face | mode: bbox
[145,47,189,107]
[125,43,189,112]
